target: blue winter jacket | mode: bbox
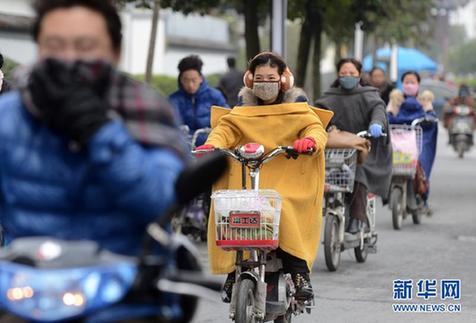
[0,92,184,256]
[388,96,438,182]
[169,80,228,145]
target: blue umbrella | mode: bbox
[363,47,437,76]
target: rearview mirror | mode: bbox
[174,152,228,206]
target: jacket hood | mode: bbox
[238,86,308,106]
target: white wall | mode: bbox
[119,11,166,75]
[119,9,231,76]
[163,49,228,76]
[450,0,476,39]
[0,31,36,65]
[0,0,36,65]
[0,0,34,16]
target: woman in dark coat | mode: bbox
[316,58,392,233]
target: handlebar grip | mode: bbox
[282,146,315,157]
[357,131,387,139]
[191,149,215,155]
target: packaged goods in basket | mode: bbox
[211,190,281,247]
[390,128,418,167]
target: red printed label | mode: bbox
[229,211,261,228]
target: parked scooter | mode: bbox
[173,127,212,241]
[322,131,379,272]
[0,153,227,322]
[448,105,474,158]
[389,117,438,230]
[196,143,314,323]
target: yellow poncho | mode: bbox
[206,102,332,274]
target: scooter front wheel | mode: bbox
[412,211,422,224]
[235,279,258,323]
[456,140,466,159]
[354,241,368,263]
[391,188,404,230]
[323,214,341,272]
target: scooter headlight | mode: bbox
[0,261,136,322]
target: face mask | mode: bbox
[403,83,419,96]
[26,58,113,118]
[339,76,359,90]
[252,81,280,101]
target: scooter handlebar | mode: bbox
[411,116,439,127]
[192,146,314,163]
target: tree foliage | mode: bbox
[448,40,476,74]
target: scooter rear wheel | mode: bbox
[391,188,403,230]
[323,214,341,272]
[235,279,257,323]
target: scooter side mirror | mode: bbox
[174,151,228,206]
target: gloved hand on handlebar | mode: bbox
[368,123,383,138]
[293,137,316,153]
[195,144,215,157]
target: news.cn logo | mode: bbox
[392,279,461,313]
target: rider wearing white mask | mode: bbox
[197,52,331,303]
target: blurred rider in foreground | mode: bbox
[0,0,187,256]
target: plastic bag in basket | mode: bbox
[216,198,276,242]
[390,128,418,166]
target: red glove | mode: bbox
[194,144,215,157]
[293,137,316,153]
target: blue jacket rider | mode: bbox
[169,55,228,146]
[0,58,187,256]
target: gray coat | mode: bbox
[316,86,392,197]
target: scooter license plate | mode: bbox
[229,211,261,228]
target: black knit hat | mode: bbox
[178,55,203,75]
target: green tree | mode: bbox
[288,0,434,99]
[288,0,383,98]
[448,40,476,74]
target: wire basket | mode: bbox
[212,189,281,250]
[324,149,357,193]
[389,125,423,177]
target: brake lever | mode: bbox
[283,147,314,159]
[283,147,299,159]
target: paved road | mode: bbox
[192,127,476,322]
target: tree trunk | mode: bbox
[295,18,313,87]
[334,39,342,66]
[369,34,377,68]
[244,0,260,60]
[295,0,318,87]
[312,14,323,101]
[145,0,160,84]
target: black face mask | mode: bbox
[26,58,113,119]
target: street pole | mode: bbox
[390,43,398,83]
[271,0,287,58]
[353,21,364,61]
